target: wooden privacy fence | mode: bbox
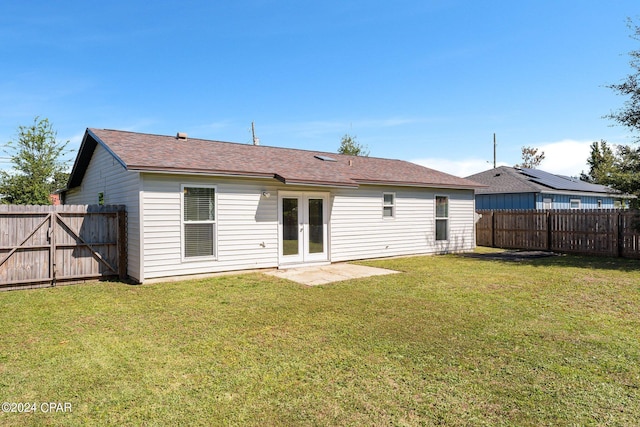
[476,209,640,259]
[0,205,126,291]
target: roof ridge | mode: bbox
[91,128,433,165]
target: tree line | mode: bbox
[581,19,640,207]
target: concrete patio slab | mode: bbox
[265,263,400,286]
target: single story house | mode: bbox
[64,129,484,283]
[466,166,633,210]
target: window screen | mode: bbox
[183,186,216,258]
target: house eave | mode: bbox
[273,174,359,189]
[131,168,360,188]
[538,189,636,199]
[66,129,129,190]
[476,189,636,199]
[356,180,483,190]
[129,166,275,181]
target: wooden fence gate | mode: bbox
[0,205,126,291]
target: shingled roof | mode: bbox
[466,166,622,195]
[68,129,484,190]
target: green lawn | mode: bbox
[1,250,639,426]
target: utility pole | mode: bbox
[493,133,497,168]
[252,121,259,145]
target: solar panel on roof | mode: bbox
[518,168,614,193]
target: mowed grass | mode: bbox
[1,250,639,426]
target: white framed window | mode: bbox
[435,195,448,241]
[181,185,217,259]
[543,197,552,210]
[383,192,395,218]
[597,199,603,209]
[570,199,581,210]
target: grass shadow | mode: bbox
[526,253,640,272]
[461,249,640,273]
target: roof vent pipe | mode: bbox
[176,132,188,140]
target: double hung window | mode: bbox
[435,196,448,241]
[182,186,216,259]
[383,193,395,218]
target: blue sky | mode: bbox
[1,1,638,177]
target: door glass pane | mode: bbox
[282,198,299,256]
[308,198,324,254]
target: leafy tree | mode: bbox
[514,146,545,169]
[606,18,640,140]
[610,145,640,205]
[581,140,640,208]
[338,133,369,156]
[0,117,71,204]
[580,140,617,183]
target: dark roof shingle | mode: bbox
[68,129,484,190]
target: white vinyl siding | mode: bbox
[68,158,477,282]
[141,174,279,280]
[63,144,142,282]
[330,186,475,262]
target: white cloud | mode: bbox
[412,139,596,178]
[410,158,507,177]
[536,139,592,177]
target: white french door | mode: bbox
[278,192,329,265]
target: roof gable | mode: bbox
[67,128,484,190]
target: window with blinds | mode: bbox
[182,186,216,258]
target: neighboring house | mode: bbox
[49,192,62,205]
[64,129,484,283]
[466,166,633,210]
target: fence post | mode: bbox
[50,211,56,287]
[117,208,128,281]
[616,210,622,258]
[546,211,551,251]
